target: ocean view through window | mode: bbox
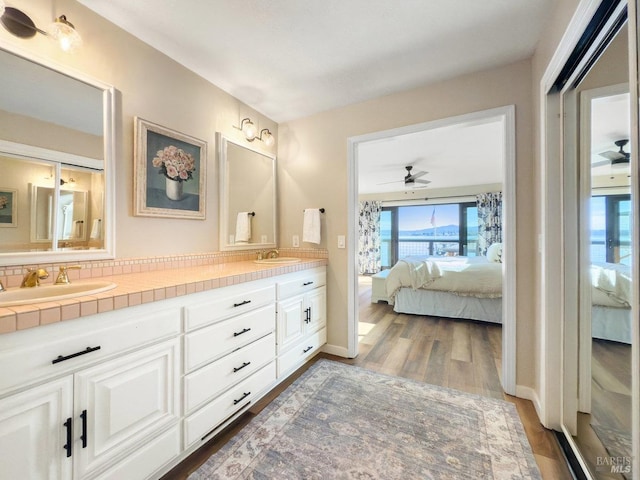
[381,202,478,268]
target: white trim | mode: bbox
[0,139,103,169]
[537,0,604,430]
[515,384,543,420]
[346,105,517,394]
[322,343,350,358]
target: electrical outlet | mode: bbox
[293,235,300,247]
[338,235,346,249]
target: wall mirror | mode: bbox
[0,46,115,265]
[217,133,276,251]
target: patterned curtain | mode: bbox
[476,192,502,256]
[358,201,382,274]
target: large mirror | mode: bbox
[0,46,115,265]
[218,133,276,250]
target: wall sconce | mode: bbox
[258,129,275,147]
[0,5,82,52]
[233,117,258,141]
[60,177,75,186]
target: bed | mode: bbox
[382,255,632,342]
[384,255,503,323]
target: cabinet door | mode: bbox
[276,295,305,353]
[306,286,326,334]
[74,339,179,479]
[0,377,73,480]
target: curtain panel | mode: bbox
[358,200,382,274]
[476,192,502,256]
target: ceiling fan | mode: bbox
[378,165,431,188]
[593,139,630,168]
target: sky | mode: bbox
[398,204,462,230]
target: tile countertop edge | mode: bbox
[0,258,328,335]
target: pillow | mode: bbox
[486,243,503,263]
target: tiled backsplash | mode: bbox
[0,247,328,288]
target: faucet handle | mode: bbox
[55,265,82,285]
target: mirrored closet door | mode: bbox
[560,2,637,478]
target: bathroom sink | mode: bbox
[254,257,302,265]
[0,281,117,307]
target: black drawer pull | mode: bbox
[303,346,313,353]
[233,361,251,373]
[233,327,251,337]
[233,391,251,405]
[303,281,314,286]
[52,346,101,364]
[63,417,72,457]
[80,410,88,448]
[233,300,251,307]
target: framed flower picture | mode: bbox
[0,188,17,227]
[134,117,207,219]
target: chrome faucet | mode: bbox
[20,268,49,288]
[266,249,279,259]
[55,265,82,285]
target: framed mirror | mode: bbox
[217,133,276,251]
[0,46,115,265]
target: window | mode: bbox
[590,194,631,265]
[381,202,478,268]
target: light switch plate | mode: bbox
[338,235,346,249]
[293,235,299,247]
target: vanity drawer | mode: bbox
[277,327,327,378]
[184,282,275,331]
[184,362,276,448]
[184,333,275,415]
[277,268,326,300]
[0,304,181,396]
[184,304,275,373]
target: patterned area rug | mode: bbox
[190,360,541,479]
[592,424,632,479]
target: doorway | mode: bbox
[346,105,517,395]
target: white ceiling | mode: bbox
[357,116,505,194]
[78,0,555,123]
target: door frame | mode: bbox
[346,104,517,395]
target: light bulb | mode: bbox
[49,15,82,53]
[263,131,275,147]
[0,1,5,17]
[243,120,257,141]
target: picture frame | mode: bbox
[0,188,17,227]
[134,117,207,219]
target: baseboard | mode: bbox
[515,384,544,423]
[321,343,351,358]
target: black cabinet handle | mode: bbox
[63,417,72,457]
[233,300,251,307]
[52,346,101,364]
[233,391,251,405]
[80,410,88,448]
[233,327,251,337]
[303,346,313,353]
[305,307,311,323]
[303,281,314,286]
[233,361,251,373]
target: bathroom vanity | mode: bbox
[0,262,326,480]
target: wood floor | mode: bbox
[161,277,573,479]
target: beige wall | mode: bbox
[0,0,277,259]
[278,60,538,386]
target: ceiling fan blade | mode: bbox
[408,170,427,180]
[377,179,404,185]
[599,150,625,161]
[414,179,431,185]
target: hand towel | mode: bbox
[235,212,251,242]
[303,208,321,244]
[90,219,101,239]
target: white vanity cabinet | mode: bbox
[0,303,182,480]
[276,267,327,378]
[182,279,277,449]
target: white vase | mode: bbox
[165,177,184,201]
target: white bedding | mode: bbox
[385,256,502,302]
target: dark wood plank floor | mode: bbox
[161,277,572,479]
